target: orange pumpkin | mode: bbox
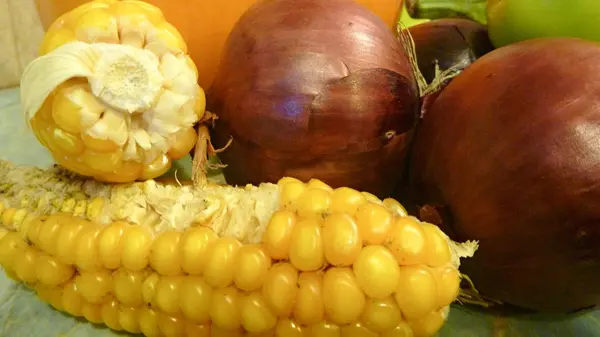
[35,0,403,89]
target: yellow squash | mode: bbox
[21,0,205,183]
[0,160,477,337]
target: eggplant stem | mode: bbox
[405,0,488,24]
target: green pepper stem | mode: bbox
[405,0,488,25]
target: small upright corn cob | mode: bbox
[20,0,205,183]
[0,160,477,337]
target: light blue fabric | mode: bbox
[1,87,599,336]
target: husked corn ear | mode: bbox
[0,160,478,337]
[20,0,205,183]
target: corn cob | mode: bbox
[0,160,477,337]
[20,0,205,183]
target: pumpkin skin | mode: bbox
[35,0,404,89]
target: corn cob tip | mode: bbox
[0,159,477,337]
[19,0,205,183]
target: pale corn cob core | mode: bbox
[19,0,205,183]
[0,160,478,337]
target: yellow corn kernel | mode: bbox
[101,299,123,331]
[322,267,365,325]
[75,225,103,270]
[262,262,298,317]
[82,302,104,324]
[278,179,306,208]
[263,210,296,260]
[289,218,325,271]
[121,225,154,271]
[355,203,394,245]
[113,269,146,306]
[210,286,242,330]
[294,188,332,218]
[330,187,368,215]
[408,309,448,337]
[140,153,171,179]
[39,285,66,311]
[394,266,438,320]
[386,217,428,266]
[436,266,461,308]
[361,191,381,203]
[81,133,120,153]
[383,198,409,217]
[98,221,128,269]
[139,307,162,337]
[75,270,113,304]
[422,224,452,267]
[0,232,27,271]
[239,292,277,333]
[382,322,414,337]
[150,231,182,276]
[36,254,75,286]
[293,271,325,325]
[214,327,245,337]
[167,127,197,160]
[275,319,305,337]
[38,216,64,254]
[54,218,86,265]
[341,322,378,337]
[361,297,403,333]
[234,244,272,291]
[306,321,341,337]
[194,85,206,118]
[185,322,210,337]
[353,245,401,299]
[181,226,218,275]
[142,272,160,306]
[203,236,242,288]
[180,276,212,324]
[322,213,361,267]
[99,161,144,183]
[119,306,142,334]
[81,148,125,174]
[13,246,39,284]
[155,276,183,316]
[306,178,334,192]
[62,281,84,317]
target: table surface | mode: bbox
[1,87,600,336]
